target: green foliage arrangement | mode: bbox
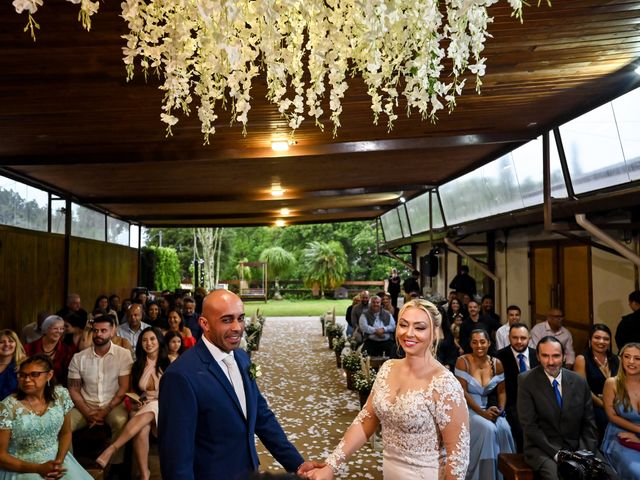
[140,246,181,291]
[353,368,377,393]
[325,322,344,338]
[341,351,362,373]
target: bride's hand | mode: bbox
[304,465,335,480]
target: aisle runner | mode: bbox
[254,317,383,479]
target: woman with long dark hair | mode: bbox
[574,323,619,441]
[0,354,91,479]
[165,309,196,349]
[164,331,184,363]
[96,327,169,479]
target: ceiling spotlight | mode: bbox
[271,140,289,152]
[275,219,286,227]
[280,208,290,216]
[271,184,285,197]
[399,196,406,203]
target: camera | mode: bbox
[557,450,609,480]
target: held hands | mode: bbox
[618,431,640,442]
[301,465,335,480]
[483,406,501,422]
[297,461,330,479]
[38,459,66,479]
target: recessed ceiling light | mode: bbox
[275,219,286,227]
[271,184,285,197]
[271,140,289,152]
[399,196,406,203]
[280,208,290,216]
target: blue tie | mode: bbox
[552,379,562,408]
[517,353,526,373]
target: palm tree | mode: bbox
[259,247,296,300]
[301,241,348,298]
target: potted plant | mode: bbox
[341,351,361,390]
[325,322,344,349]
[332,336,346,368]
[353,368,377,408]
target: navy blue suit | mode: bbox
[158,340,304,480]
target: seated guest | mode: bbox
[455,329,514,479]
[459,300,499,354]
[529,308,575,369]
[495,305,521,351]
[0,330,26,400]
[118,298,132,325]
[165,331,184,362]
[63,312,92,351]
[55,293,88,323]
[146,301,165,330]
[20,311,47,345]
[25,315,76,387]
[96,328,170,479]
[574,324,619,442]
[67,315,133,469]
[182,296,200,340]
[496,323,538,452]
[381,293,397,318]
[518,336,597,480]
[90,295,118,322]
[615,290,640,351]
[446,298,466,325]
[437,313,461,371]
[117,303,150,354]
[166,309,196,349]
[358,295,396,358]
[108,294,121,316]
[601,342,640,478]
[344,295,360,337]
[0,354,92,479]
[480,294,500,325]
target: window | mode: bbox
[380,210,402,241]
[0,176,48,231]
[71,203,105,241]
[398,206,411,237]
[130,224,140,248]
[107,217,129,245]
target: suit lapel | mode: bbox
[534,367,562,415]
[195,342,248,421]
[236,353,257,425]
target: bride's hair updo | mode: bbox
[396,299,442,355]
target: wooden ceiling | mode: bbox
[1,0,640,227]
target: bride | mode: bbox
[305,299,469,480]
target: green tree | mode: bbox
[259,246,296,300]
[300,241,348,298]
[140,246,181,291]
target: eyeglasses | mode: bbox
[17,371,51,380]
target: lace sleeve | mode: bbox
[0,397,14,430]
[56,386,74,414]
[325,392,380,473]
[431,373,470,480]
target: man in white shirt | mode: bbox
[359,295,396,357]
[495,305,522,350]
[518,336,597,479]
[68,315,133,466]
[529,308,575,369]
[116,303,150,352]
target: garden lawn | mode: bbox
[243,298,351,317]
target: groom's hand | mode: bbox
[297,460,325,476]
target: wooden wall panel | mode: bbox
[68,238,138,313]
[0,226,65,332]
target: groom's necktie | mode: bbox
[552,379,562,408]
[222,355,247,418]
[517,353,527,373]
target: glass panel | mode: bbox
[611,87,640,181]
[439,154,524,225]
[50,197,66,234]
[107,217,129,245]
[398,206,411,237]
[512,134,567,207]
[380,210,402,241]
[431,191,445,229]
[559,103,629,194]
[0,176,48,231]
[71,203,105,241]
[130,225,140,248]
[406,193,429,234]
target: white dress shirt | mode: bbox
[511,346,530,371]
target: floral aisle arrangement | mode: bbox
[12,0,542,140]
[353,367,377,407]
[245,309,266,354]
[332,336,347,368]
[325,322,344,350]
[341,349,362,390]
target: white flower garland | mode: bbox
[15,0,536,140]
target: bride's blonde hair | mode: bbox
[395,299,442,356]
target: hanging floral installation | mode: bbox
[12,0,542,141]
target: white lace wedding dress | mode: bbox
[327,360,469,479]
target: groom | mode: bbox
[158,289,320,479]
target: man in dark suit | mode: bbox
[518,336,598,480]
[496,323,539,452]
[615,289,640,351]
[158,289,320,479]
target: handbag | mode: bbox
[556,450,610,480]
